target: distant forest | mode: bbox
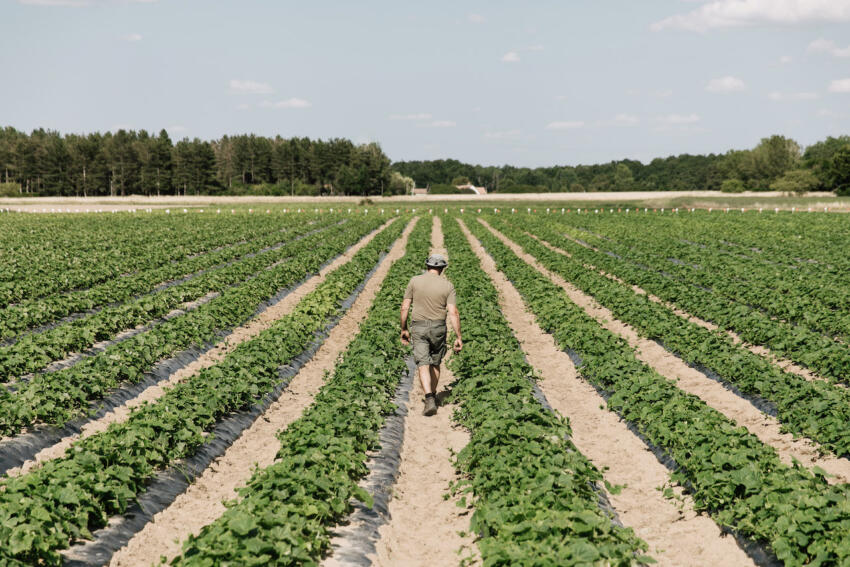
[1,126,848,197]
[0,127,404,197]
[396,134,850,196]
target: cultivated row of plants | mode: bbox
[467,217,850,566]
[0,216,383,437]
[517,214,850,385]
[559,215,850,343]
[169,218,428,566]
[0,215,337,339]
[0,218,349,381]
[488,216,850,459]
[0,213,285,306]
[0,217,407,565]
[443,217,650,566]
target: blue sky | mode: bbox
[1,0,849,167]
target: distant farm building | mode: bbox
[456,183,487,195]
[412,187,429,196]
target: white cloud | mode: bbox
[612,113,640,126]
[828,78,850,93]
[808,38,850,57]
[652,89,674,98]
[426,120,456,128]
[706,75,746,93]
[467,13,484,24]
[167,125,187,134]
[236,103,251,111]
[121,33,143,42]
[659,113,700,124]
[768,91,819,101]
[652,0,850,32]
[259,98,312,108]
[545,121,584,130]
[501,51,520,63]
[779,55,793,64]
[389,113,432,121]
[228,79,274,95]
[526,44,545,51]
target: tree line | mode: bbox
[2,127,847,197]
[0,127,410,197]
[394,135,850,196]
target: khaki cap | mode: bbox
[426,254,448,267]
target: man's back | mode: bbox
[404,272,456,322]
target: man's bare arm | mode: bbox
[447,304,462,352]
[400,298,411,345]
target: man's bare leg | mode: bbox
[418,365,433,394]
[429,365,440,395]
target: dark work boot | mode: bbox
[423,393,437,416]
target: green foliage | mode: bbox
[170,218,428,565]
[429,183,462,194]
[828,146,850,196]
[720,178,745,193]
[0,216,383,436]
[770,169,821,195]
[0,182,20,196]
[441,216,651,565]
[0,126,391,196]
[474,215,850,565]
[0,216,407,564]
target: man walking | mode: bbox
[400,254,462,416]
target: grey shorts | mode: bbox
[410,320,447,367]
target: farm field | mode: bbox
[2,207,850,566]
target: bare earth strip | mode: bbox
[550,231,830,386]
[7,219,396,478]
[480,219,850,484]
[106,218,416,567]
[369,216,477,567]
[459,218,755,566]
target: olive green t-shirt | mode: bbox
[404,272,456,322]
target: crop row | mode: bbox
[0,213,289,306]
[0,217,407,565]
[0,215,338,339]
[0,216,382,437]
[0,218,349,382]
[443,217,650,566]
[468,217,850,565]
[560,217,850,342]
[169,218,428,566]
[488,215,850,459]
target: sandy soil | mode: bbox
[460,218,754,566]
[552,232,832,385]
[7,220,396,478]
[480,219,850,484]
[107,218,416,567]
[369,216,478,567]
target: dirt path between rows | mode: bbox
[107,218,415,567]
[480,219,850,484]
[7,219,397,478]
[460,218,758,565]
[368,216,478,567]
[550,230,829,386]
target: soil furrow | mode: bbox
[7,219,397,479]
[461,218,756,566]
[369,215,477,567]
[482,219,850,484]
[548,231,836,385]
[104,218,415,567]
